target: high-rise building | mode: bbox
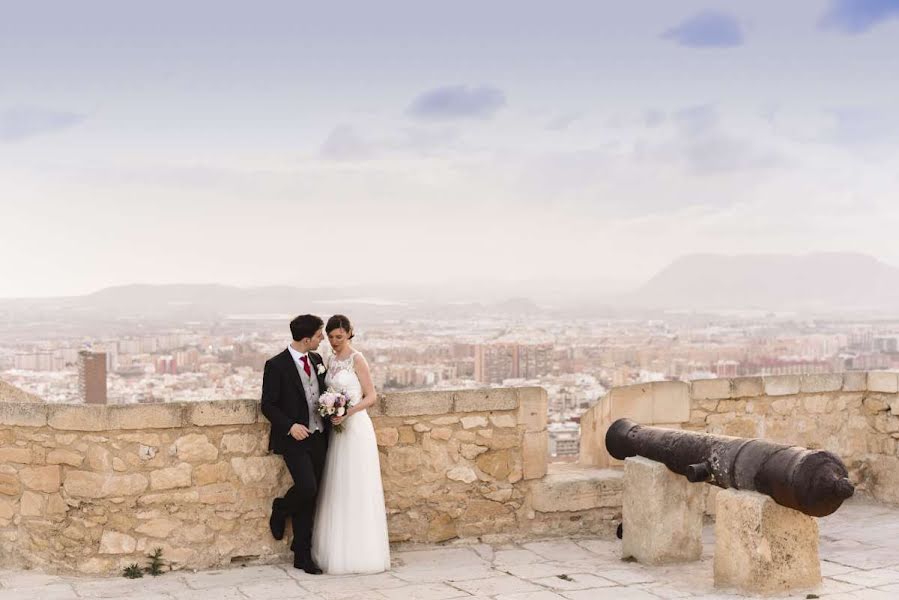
[475,343,553,384]
[78,351,107,404]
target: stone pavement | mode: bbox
[3,499,899,599]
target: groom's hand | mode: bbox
[289,424,310,440]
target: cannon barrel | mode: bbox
[605,418,855,517]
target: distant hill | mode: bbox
[628,253,899,310]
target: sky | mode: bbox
[2,0,899,298]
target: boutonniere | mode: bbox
[317,364,327,375]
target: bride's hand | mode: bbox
[331,415,344,426]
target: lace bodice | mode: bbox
[325,350,363,405]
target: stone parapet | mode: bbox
[0,387,574,575]
[577,371,899,507]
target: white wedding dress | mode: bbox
[311,350,391,574]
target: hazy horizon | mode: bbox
[3,1,899,297]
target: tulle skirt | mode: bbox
[311,409,391,574]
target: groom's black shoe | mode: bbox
[293,554,323,575]
[269,498,287,541]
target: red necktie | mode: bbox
[300,355,311,377]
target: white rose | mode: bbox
[336,406,346,416]
[317,364,326,375]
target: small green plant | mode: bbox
[145,547,165,576]
[122,563,143,579]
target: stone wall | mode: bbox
[579,371,899,505]
[0,386,621,575]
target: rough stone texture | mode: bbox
[763,375,801,396]
[869,371,899,393]
[691,378,732,401]
[0,388,567,573]
[800,373,844,393]
[732,376,764,398]
[714,489,821,594]
[531,465,622,512]
[522,431,548,480]
[622,457,703,565]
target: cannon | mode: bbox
[605,418,855,517]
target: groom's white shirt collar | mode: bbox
[287,344,309,361]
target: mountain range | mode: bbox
[2,253,898,324]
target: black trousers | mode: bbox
[277,431,328,557]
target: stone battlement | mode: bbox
[0,387,621,575]
[579,371,899,506]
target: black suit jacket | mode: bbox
[261,348,329,455]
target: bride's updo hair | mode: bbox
[326,314,354,340]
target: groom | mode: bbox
[261,314,330,574]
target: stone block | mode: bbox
[714,489,820,594]
[0,447,32,464]
[868,371,899,393]
[447,466,477,483]
[622,457,703,565]
[230,456,281,485]
[397,426,416,444]
[522,430,548,480]
[800,374,843,393]
[532,465,622,512]
[763,375,801,396]
[0,497,15,519]
[577,404,605,468]
[150,463,193,491]
[64,471,149,499]
[517,387,548,432]
[489,414,517,428]
[219,433,258,454]
[47,449,84,467]
[0,402,48,427]
[454,388,519,412]
[0,473,21,496]
[135,518,180,538]
[174,434,218,462]
[193,462,232,486]
[865,454,899,504]
[460,416,488,429]
[375,427,399,447]
[691,378,731,401]
[842,371,867,392]
[732,377,764,398]
[98,531,137,554]
[651,381,690,423]
[47,405,108,431]
[20,490,44,516]
[187,399,257,426]
[19,465,61,493]
[608,384,654,423]
[107,404,183,430]
[382,391,454,417]
[476,450,513,480]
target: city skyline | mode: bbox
[3,1,899,297]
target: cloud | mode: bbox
[673,105,718,136]
[662,11,744,48]
[545,113,582,131]
[639,105,788,175]
[819,0,899,34]
[319,125,375,161]
[0,106,87,142]
[406,85,506,120]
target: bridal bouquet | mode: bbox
[317,390,350,433]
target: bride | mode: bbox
[311,314,391,574]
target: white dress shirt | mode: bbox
[286,344,324,434]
